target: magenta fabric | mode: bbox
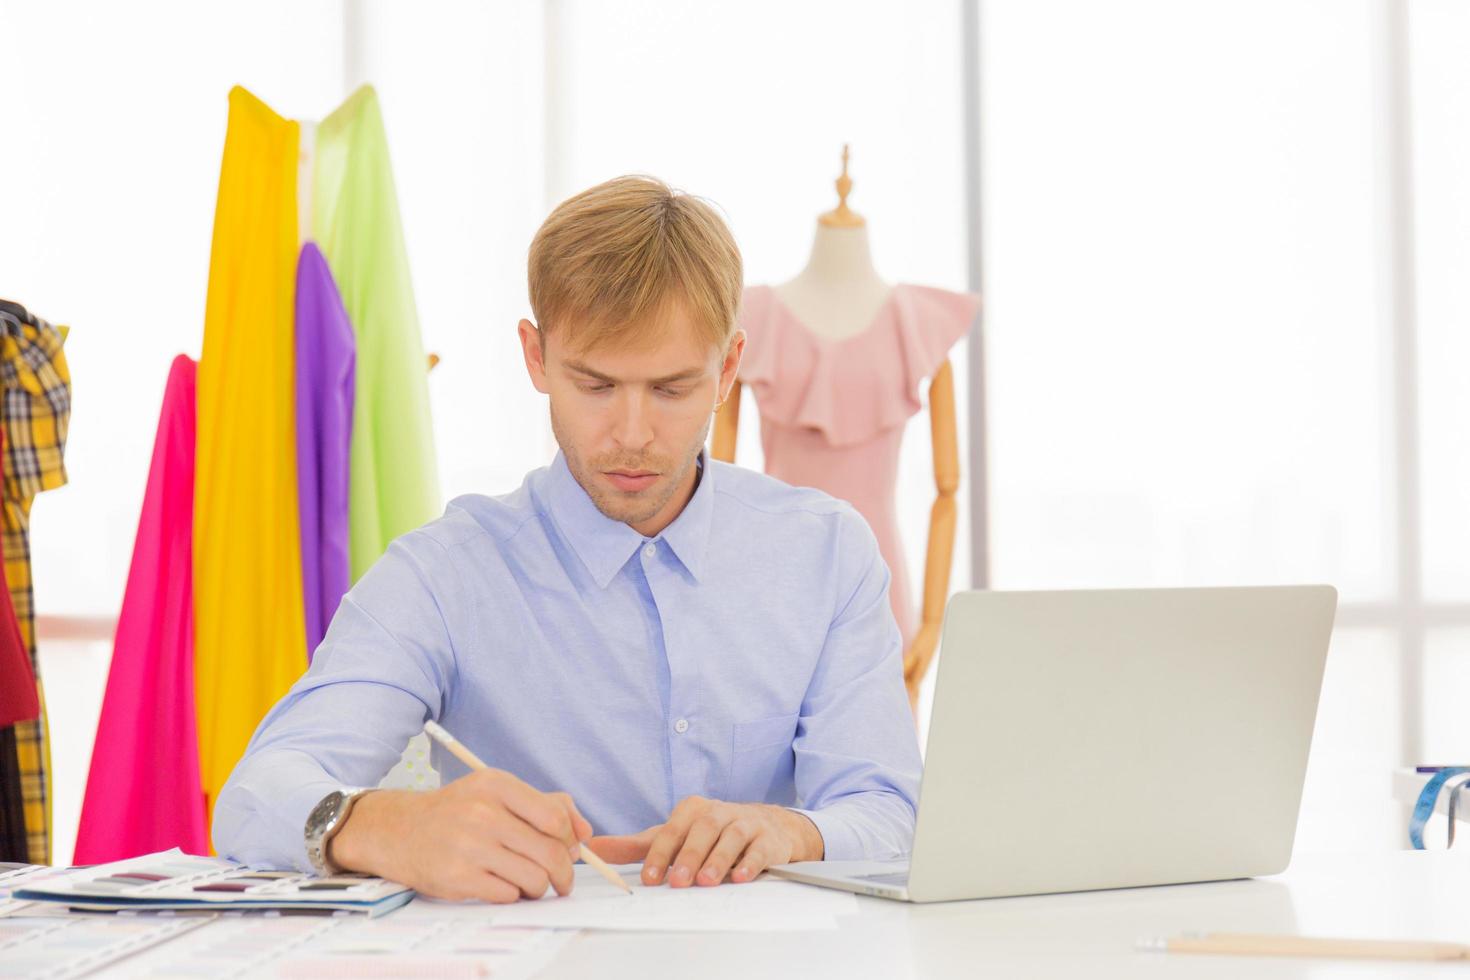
[295,242,356,658]
[737,283,980,648]
[75,355,205,862]
[0,429,38,728]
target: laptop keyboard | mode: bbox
[855,870,910,886]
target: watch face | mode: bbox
[307,790,347,837]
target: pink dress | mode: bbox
[737,283,981,648]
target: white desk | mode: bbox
[530,850,1469,978]
[32,849,1470,977]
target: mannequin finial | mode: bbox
[819,143,865,228]
[836,144,852,207]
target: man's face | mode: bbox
[518,304,743,536]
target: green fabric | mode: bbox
[312,85,441,581]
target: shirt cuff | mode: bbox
[215,775,342,873]
[785,806,859,862]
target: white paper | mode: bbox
[0,915,213,980]
[482,863,859,932]
[104,912,573,980]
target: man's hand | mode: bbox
[586,796,824,887]
[328,769,593,904]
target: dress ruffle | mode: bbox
[737,283,980,448]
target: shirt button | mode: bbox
[643,543,657,559]
[673,718,689,734]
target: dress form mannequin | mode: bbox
[772,194,891,340]
[713,147,964,712]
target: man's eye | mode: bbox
[580,382,612,393]
[656,386,690,398]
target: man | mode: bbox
[214,174,921,903]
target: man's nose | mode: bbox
[612,389,655,450]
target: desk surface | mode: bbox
[538,849,1467,979]
[70,848,1470,978]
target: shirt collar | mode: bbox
[544,448,714,588]
[659,452,713,583]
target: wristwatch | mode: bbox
[304,787,372,875]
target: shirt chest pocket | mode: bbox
[727,713,799,805]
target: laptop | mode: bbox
[769,585,1337,903]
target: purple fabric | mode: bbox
[295,242,356,658]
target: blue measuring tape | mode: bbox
[1409,767,1470,849]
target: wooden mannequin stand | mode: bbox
[711,146,960,714]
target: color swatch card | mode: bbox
[0,862,70,918]
[12,848,414,917]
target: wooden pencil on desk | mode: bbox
[1140,932,1470,962]
[422,719,633,895]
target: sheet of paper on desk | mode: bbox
[0,915,214,980]
[480,863,859,932]
[97,913,573,980]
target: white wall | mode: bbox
[0,1,346,617]
[4,0,1465,863]
[979,0,1470,849]
[1409,0,1470,769]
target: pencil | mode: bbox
[422,720,633,896]
[1138,932,1470,961]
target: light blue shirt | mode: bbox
[214,451,922,872]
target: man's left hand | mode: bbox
[585,796,824,887]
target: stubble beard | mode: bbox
[551,403,712,528]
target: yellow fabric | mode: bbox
[1,312,71,864]
[3,505,47,865]
[193,86,307,834]
[11,687,48,865]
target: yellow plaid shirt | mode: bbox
[0,306,71,864]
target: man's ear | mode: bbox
[518,318,550,394]
[718,329,745,405]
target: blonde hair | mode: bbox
[527,174,743,353]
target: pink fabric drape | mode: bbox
[75,355,206,862]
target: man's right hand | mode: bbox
[326,769,593,903]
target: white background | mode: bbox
[1,0,1464,864]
